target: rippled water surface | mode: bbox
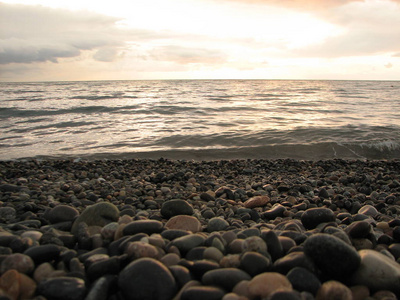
[1,80,399,160]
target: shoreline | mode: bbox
[1,158,400,299]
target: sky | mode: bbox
[0,0,399,81]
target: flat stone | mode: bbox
[122,220,163,236]
[118,257,177,300]
[202,268,251,291]
[316,280,352,300]
[161,199,194,218]
[301,208,336,229]
[262,204,286,220]
[358,205,379,217]
[37,277,87,300]
[71,202,119,235]
[248,272,292,298]
[304,233,360,279]
[244,196,270,209]
[165,215,202,232]
[351,249,400,294]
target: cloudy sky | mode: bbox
[1,0,399,81]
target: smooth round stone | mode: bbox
[165,215,202,233]
[248,272,293,298]
[278,236,296,254]
[37,277,87,300]
[100,222,119,240]
[273,252,316,275]
[0,269,37,300]
[202,268,251,291]
[345,221,372,238]
[161,199,194,218]
[388,243,400,260]
[160,253,181,267]
[358,205,379,217]
[185,246,206,261]
[262,204,286,220]
[24,244,61,265]
[122,220,163,236]
[351,249,400,294]
[171,234,206,255]
[45,205,79,224]
[161,229,191,241]
[301,208,336,229]
[350,285,370,300]
[207,217,229,232]
[34,262,56,282]
[71,202,119,235]
[316,280,352,300]
[118,257,177,300]
[0,253,35,274]
[304,233,361,279]
[181,286,225,300]
[86,257,120,281]
[244,196,270,209]
[21,230,43,243]
[269,291,302,300]
[286,267,321,295]
[240,251,271,276]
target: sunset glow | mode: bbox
[1,0,399,81]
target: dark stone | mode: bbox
[24,244,61,265]
[37,277,87,300]
[202,268,251,291]
[161,199,194,218]
[261,229,284,261]
[169,265,192,288]
[287,267,321,294]
[181,286,225,300]
[118,258,177,300]
[240,251,271,276]
[304,233,361,279]
[186,247,206,261]
[171,234,206,255]
[262,204,286,220]
[86,256,121,281]
[161,229,191,241]
[269,291,302,300]
[190,260,220,279]
[273,252,316,275]
[345,221,372,238]
[301,208,336,229]
[122,220,163,236]
[44,205,79,224]
[85,275,117,300]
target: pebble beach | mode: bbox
[1,158,400,300]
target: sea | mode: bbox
[1,80,399,161]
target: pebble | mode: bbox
[301,207,336,229]
[248,272,293,298]
[0,158,399,299]
[165,215,202,232]
[304,233,361,279]
[118,257,177,300]
[161,199,194,218]
[351,249,400,294]
[71,202,119,235]
[243,195,270,208]
[207,217,229,232]
[316,280,352,300]
[37,277,87,300]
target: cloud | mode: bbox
[150,45,228,65]
[0,3,141,64]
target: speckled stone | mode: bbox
[165,215,202,233]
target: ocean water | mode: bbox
[1,80,399,161]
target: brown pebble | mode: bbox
[248,272,292,298]
[350,285,370,300]
[0,253,35,275]
[125,241,160,259]
[244,196,270,209]
[316,280,352,300]
[165,215,202,233]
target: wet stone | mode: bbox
[118,257,177,300]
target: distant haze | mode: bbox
[1,0,399,81]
